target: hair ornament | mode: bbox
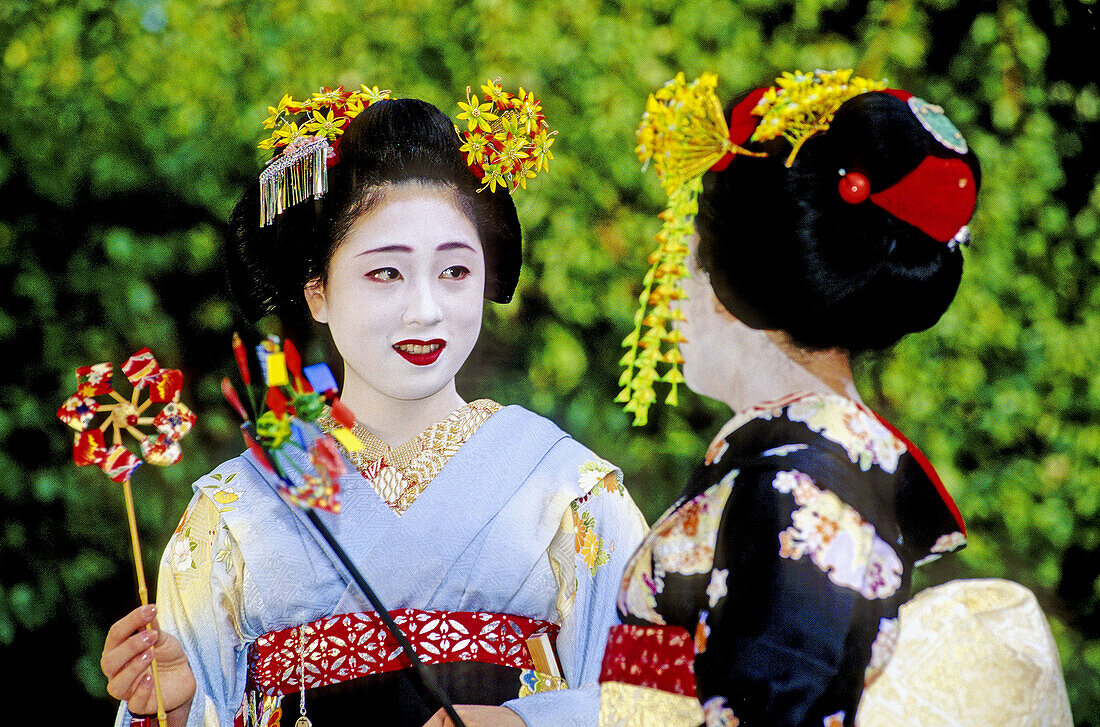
[949,225,971,251]
[869,155,977,243]
[619,69,887,425]
[750,69,887,167]
[254,80,554,226]
[906,96,968,154]
[621,72,749,425]
[455,79,556,193]
[636,72,767,194]
[839,169,871,204]
[256,85,392,226]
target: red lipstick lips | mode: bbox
[393,339,445,366]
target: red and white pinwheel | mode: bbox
[56,347,194,727]
[57,348,195,484]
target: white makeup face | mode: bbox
[677,233,764,402]
[304,183,485,405]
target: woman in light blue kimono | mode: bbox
[100,90,646,727]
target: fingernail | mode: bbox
[141,649,153,662]
[141,630,157,644]
[144,604,157,618]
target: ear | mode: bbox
[303,278,328,324]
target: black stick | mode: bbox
[303,509,468,727]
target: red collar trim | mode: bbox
[872,412,966,535]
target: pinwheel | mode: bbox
[56,348,195,727]
[221,333,363,513]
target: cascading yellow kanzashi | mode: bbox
[616,178,695,427]
[620,73,741,426]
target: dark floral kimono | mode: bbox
[599,392,966,727]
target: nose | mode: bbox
[401,278,444,327]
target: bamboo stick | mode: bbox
[121,479,168,727]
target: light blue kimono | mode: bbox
[117,405,647,727]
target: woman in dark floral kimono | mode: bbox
[599,71,992,727]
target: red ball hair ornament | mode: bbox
[839,171,871,204]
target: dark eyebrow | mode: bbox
[355,244,413,256]
[355,241,477,257]
[437,241,479,254]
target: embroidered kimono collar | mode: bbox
[319,399,502,515]
[706,390,966,565]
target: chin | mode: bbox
[383,377,454,402]
[681,353,733,407]
[681,361,709,400]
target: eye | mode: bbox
[366,267,402,282]
[440,265,470,280]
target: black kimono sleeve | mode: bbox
[693,461,907,727]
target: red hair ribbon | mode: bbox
[710,88,767,172]
[870,89,977,242]
[871,156,976,243]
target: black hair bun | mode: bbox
[697,91,981,353]
[226,98,522,327]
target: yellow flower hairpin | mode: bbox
[455,79,556,193]
[256,84,392,226]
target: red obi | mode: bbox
[599,623,697,697]
[247,608,558,696]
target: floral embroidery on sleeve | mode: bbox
[706,568,728,607]
[761,443,809,458]
[915,530,967,566]
[618,472,736,623]
[212,522,237,576]
[786,396,906,473]
[772,470,902,600]
[172,533,199,573]
[617,554,666,625]
[694,610,711,654]
[166,488,249,643]
[547,460,629,624]
[572,503,614,576]
[652,474,734,576]
[566,459,630,577]
[170,473,241,576]
[577,458,621,494]
[704,437,729,466]
[201,471,242,512]
[702,696,741,727]
[171,494,219,575]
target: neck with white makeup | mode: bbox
[685,310,863,416]
[340,375,467,448]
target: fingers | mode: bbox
[105,604,157,650]
[105,644,156,702]
[102,622,161,678]
[101,604,161,699]
[424,709,450,727]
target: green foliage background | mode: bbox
[1,0,1097,723]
